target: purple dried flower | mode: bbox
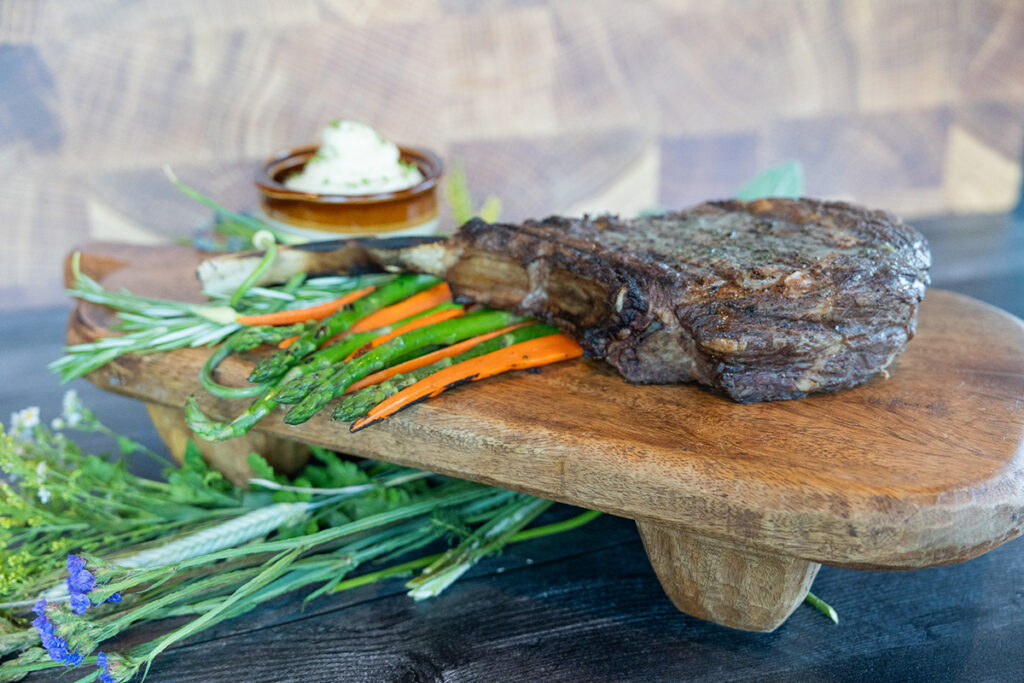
[97,651,124,683]
[65,555,125,605]
[97,652,112,681]
[32,609,76,666]
[32,597,86,668]
[69,593,91,615]
[47,637,70,663]
[67,567,96,595]
[32,615,52,635]
[62,555,123,619]
[67,555,86,573]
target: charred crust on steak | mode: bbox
[413,198,931,402]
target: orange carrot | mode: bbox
[290,303,460,351]
[349,334,583,431]
[344,322,530,394]
[237,286,375,326]
[277,282,450,348]
[348,283,452,334]
[344,308,466,361]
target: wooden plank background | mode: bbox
[1,0,1023,310]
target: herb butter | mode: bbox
[285,120,424,195]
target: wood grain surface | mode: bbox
[637,521,821,631]
[67,243,1024,573]
[4,1,1024,311]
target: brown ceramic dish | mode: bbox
[255,144,443,239]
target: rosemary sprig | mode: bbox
[48,252,392,384]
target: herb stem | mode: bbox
[804,591,839,623]
[229,231,277,308]
[162,165,306,245]
[510,509,602,542]
[333,554,441,593]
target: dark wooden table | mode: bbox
[5,213,1024,682]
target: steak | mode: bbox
[369,198,931,402]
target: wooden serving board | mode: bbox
[67,243,1024,631]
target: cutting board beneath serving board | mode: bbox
[67,242,1024,631]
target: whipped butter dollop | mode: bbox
[285,120,424,195]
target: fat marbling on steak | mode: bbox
[370,198,931,402]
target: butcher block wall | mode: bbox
[2,0,1023,309]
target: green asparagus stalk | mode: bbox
[227,321,309,351]
[248,274,441,383]
[283,309,524,425]
[200,311,310,399]
[202,288,441,401]
[187,305,461,439]
[184,364,307,441]
[284,301,460,386]
[186,305,478,439]
[333,323,559,421]
[292,331,377,374]
[275,302,465,404]
[200,343,270,400]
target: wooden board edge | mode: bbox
[71,298,1024,571]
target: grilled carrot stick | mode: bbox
[344,322,531,394]
[336,323,556,421]
[349,334,583,432]
[283,310,525,423]
[282,301,462,350]
[236,286,375,326]
[348,282,452,333]
[344,307,466,361]
[249,274,441,383]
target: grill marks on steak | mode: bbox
[371,198,931,402]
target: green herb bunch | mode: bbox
[0,395,600,681]
[0,392,246,603]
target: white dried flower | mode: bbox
[37,487,51,504]
[61,390,85,427]
[9,407,40,441]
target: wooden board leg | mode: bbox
[636,521,820,632]
[145,403,310,487]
